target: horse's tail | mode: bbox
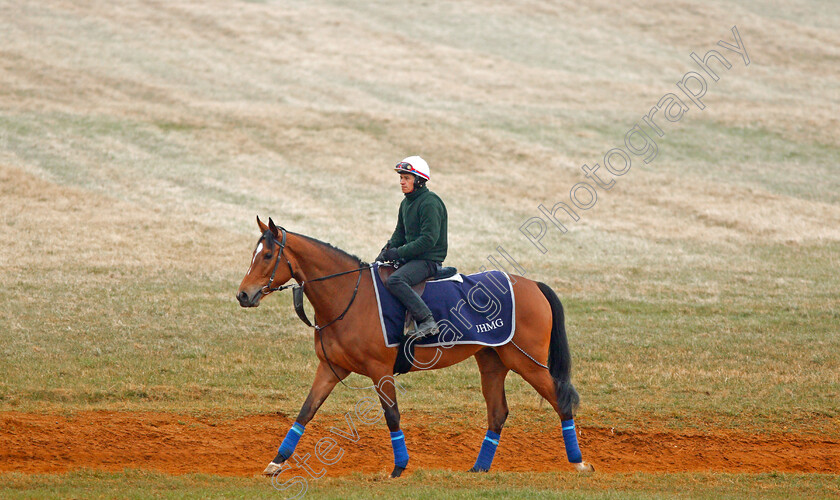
[536,281,579,419]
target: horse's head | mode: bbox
[237,216,294,307]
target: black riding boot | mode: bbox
[385,260,441,338]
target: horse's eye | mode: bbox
[263,253,273,260]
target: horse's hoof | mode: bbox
[389,465,406,478]
[574,461,595,473]
[263,461,285,475]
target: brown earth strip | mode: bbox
[1,412,837,477]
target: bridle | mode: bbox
[260,227,297,295]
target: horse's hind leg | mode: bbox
[468,348,510,472]
[497,347,595,473]
[499,349,558,409]
[477,348,510,435]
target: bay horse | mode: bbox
[237,217,594,478]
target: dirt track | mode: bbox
[2,412,838,477]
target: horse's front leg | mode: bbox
[263,361,349,475]
[368,369,409,479]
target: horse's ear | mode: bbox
[268,217,279,238]
[257,216,269,233]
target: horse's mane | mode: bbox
[292,231,368,267]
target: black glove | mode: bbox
[382,248,400,262]
[376,244,390,262]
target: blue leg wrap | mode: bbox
[277,422,305,460]
[561,419,583,463]
[390,430,409,468]
[472,430,501,471]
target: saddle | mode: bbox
[377,263,459,374]
[377,264,459,296]
[371,265,516,374]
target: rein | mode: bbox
[262,227,373,332]
[293,267,367,332]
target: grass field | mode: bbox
[1,0,839,498]
[1,470,838,499]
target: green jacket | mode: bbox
[388,186,448,262]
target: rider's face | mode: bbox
[399,173,415,194]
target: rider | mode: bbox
[376,156,448,339]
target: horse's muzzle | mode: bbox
[237,290,261,307]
